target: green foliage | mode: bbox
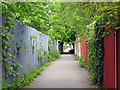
[2,2,60,36]
[89,2,119,35]
[31,35,37,52]
[51,2,93,44]
[75,56,87,68]
[1,14,23,83]
[3,2,119,44]
[48,39,60,59]
[2,26,26,78]
[44,56,48,60]
[51,50,60,59]
[38,54,43,61]
[2,1,119,89]
[2,65,45,89]
[55,2,119,43]
[63,42,67,51]
[2,2,60,89]
[2,2,119,43]
[2,53,58,89]
[86,15,105,87]
[19,45,29,51]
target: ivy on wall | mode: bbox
[2,17,23,82]
[48,38,60,59]
[1,2,60,88]
[2,1,119,89]
[86,15,105,87]
[1,26,60,89]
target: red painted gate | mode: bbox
[103,28,115,88]
[117,29,120,90]
[81,34,88,65]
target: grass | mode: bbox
[2,54,59,89]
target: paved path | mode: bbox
[25,54,91,88]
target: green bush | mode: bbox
[86,15,105,87]
[79,57,87,68]
[51,50,60,59]
[75,56,87,68]
[2,50,59,89]
[2,65,46,89]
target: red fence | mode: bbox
[103,28,115,88]
[80,28,118,88]
[117,29,120,90]
[80,28,120,88]
[81,34,88,65]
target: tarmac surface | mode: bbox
[25,54,91,88]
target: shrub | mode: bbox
[75,56,87,68]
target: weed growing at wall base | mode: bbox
[75,56,87,68]
[2,51,60,89]
[2,65,45,89]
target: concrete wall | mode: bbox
[75,38,79,57]
[2,17,58,85]
[56,41,59,51]
[52,40,58,51]
[11,22,49,73]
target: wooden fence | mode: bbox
[75,28,120,89]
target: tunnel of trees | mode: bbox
[1,1,119,89]
[2,2,119,53]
